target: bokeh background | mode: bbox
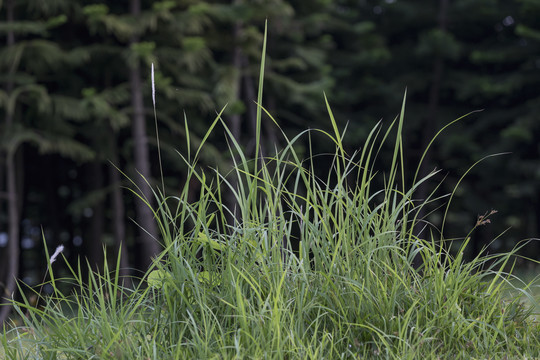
[1,0,539,322]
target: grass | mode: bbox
[2,24,539,359]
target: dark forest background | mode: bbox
[1,0,539,323]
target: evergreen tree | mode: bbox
[0,0,93,323]
[2,1,540,326]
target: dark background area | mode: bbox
[1,0,539,323]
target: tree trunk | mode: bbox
[0,0,19,325]
[0,152,20,324]
[231,18,243,143]
[108,131,131,285]
[412,0,450,270]
[84,161,105,272]
[129,0,160,270]
[242,55,260,158]
[416,0,450,231]
[265,95,278,149]
[226,10,244,227]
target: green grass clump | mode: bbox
[2,100,539,360]
[2,26,539,359]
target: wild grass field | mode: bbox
[1,25,539,359]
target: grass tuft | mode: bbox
[2,27,539,359]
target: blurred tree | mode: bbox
[324,0,539,258]
[197,0,336,224]
[325,0,392,139]
[0,0,93,323]
[433,0,540,255]
[127,0,161,270]
[1,0,540,328]
[0,0,19,325]
[511,0,540,258]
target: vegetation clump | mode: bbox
[2,98,539,359]
[2,29,539,359]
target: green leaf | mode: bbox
[197,271,221,287]
[147,269,172,288]
[195,232,226,252]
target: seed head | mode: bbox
[50,245,64,264]
[151,63,156,107]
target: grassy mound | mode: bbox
[2,25,539,359]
